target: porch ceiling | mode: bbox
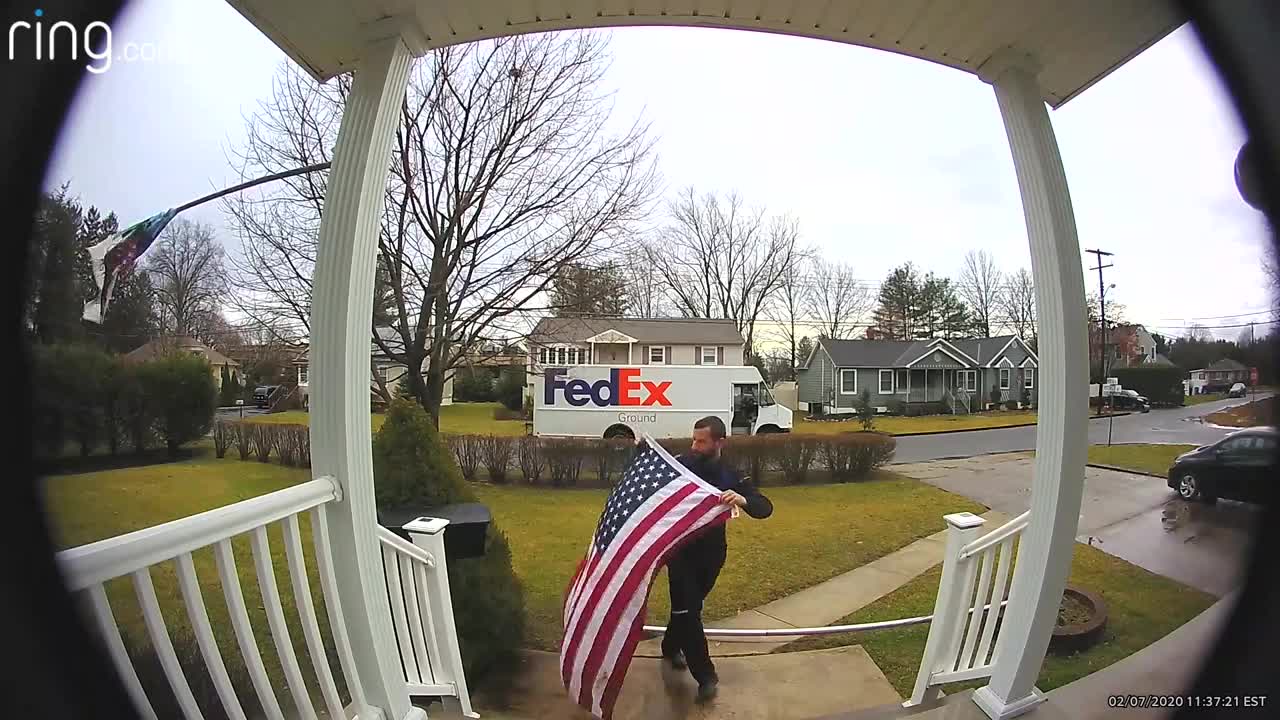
[226,0,1184,108]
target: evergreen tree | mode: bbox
[30,188,84,344]
[869,263,922,340]
[548,262,629,317]
[916,274,974,339]
[797,336,814,367]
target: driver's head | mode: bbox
[690,415,727,460]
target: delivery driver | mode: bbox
[662,416,773,703]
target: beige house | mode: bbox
[527,317,746,369]
[122,336,240,388]
[292,327,453,405]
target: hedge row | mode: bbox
[31,344,218,459]
[447,433,896,487]
[214,420,312,467]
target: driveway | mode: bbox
[893,453,1259,596]
[891,394,1269,464]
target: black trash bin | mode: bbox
[377,502,491,560]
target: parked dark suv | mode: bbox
[253,385,282,408]
[1167,426,1277,504]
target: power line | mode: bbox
[1155,308,1276,321]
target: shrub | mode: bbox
[940,389,954,415]
[213,420,232,458]
[723,435,771,484]
[888,399,907,416]
[481,435,516,484]
[295,426,311,468]
[372,399,525,682]
[518,436,545,484]
[856,388,875,430]
[453,369,496,403]
[819,433,896,482]
[251,424,275,462]
[544,438,587,487]
[495,367,525,412]
[139,354,218,457]
[233,421,251,460]
[449,434,482,481]
[1115,366,1186,407]
[774,435,818,484]
[277,426,299,467]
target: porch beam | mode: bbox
[972,49,1089,719]
[309,34,420,720]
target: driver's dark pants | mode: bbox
[661,542,725,685]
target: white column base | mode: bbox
[972,685,1046,720]
[402,707,428,720]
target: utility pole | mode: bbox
[1086,249,1114,422]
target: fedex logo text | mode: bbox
[545,368,672,407]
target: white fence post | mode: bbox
[404,518,480,719]
[905,512,987,707]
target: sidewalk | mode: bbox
[637,509,1010,657]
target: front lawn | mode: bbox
[1087,444,1196,476]
[249,402,525,436]
[778,542,1215,697]
[474,474,985,650]
[797,411,1037,436]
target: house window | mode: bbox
[538,348,548,364]
[840,369,857,394]
[701,346,718,365]
[557,347,567,365]
[1000,368,1011,390]
[298,366,308,385]
[1024,368,1034,389]
[879,369,894,394]
[649,346,666,364]
[957,370,977,392]
[896,369,908,393]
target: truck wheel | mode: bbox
[603,425,635,440]
[755,425,783,435]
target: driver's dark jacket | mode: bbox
[669,453,773,573]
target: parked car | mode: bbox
[1228,382,1248,398]
[253,385,282,408]
[1110,389,1150,412]
[1167,426,1277,504]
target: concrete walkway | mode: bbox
[636,510,1009,657]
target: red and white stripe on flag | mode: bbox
[558,437,729,718]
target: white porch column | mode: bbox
[310,35,419,720]
[972,50,1090,720]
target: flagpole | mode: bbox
[174,161,333,214]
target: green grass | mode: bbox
[779,542,1215,697]
[250,402,525,436]
[41,443,336,711]
[796,411,1037,436]
[1087,444,1196,476]
[473,474,985,650]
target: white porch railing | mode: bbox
[906,510,1030,707]
[57,477,360,720]
[377,520,477,718]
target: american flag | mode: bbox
[559,437,731,718]
[82,208,177,323]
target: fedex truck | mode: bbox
[532,365,793,439]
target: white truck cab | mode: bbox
[531,364,793,439]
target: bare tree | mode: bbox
[1000,267,1037,342]
[958,249,1003,337]
[147,218,227,338]
[622,244,668,318]
[226,34,659,422]
[649,188,802,353]
[762,254,810,380]
[806,259,871,340]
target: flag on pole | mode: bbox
[82,208,177,323]
[559,436,731,719]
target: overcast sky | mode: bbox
[46,0,1273,343]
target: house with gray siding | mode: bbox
[527,317,746,370]
[797,335,1039,415]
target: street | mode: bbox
[891,394,1269,464]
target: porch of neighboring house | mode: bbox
[50,2,1191,720]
